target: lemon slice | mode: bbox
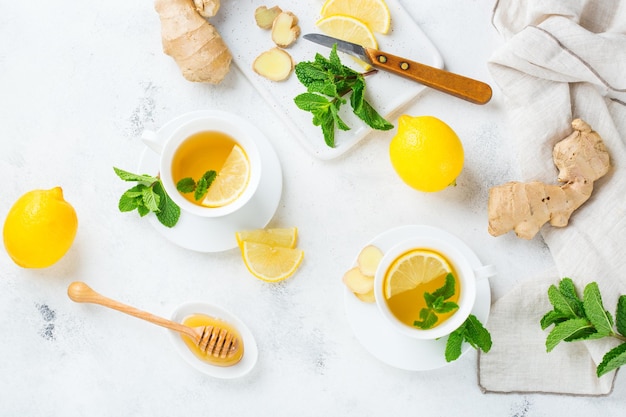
[384,249,452,299]
[315,14,378,50]
[320,0,391,34]
[235,227,298,250]
[201,144,250,208]
[241,241,304,282]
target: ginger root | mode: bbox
[155,0,232,84]
[488,119,610,239]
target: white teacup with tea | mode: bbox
[141,111,262,218]
[374,236,495,340]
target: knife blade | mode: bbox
[303,33,492,105]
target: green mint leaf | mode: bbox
[294,92,331,112]
[195,177,208,201]
[141,186,160,212]
[435,301,459,314]
[320,111,336,148]
[583,282,614,336]
[414,308,438,329]
[559,278,584,316]
[540,310,571,330]
[176,177,196,193]
[308,80,339,97]
[327,44,344,74]
[330,101,350,131]
[424,292,436,309]
[445,326,465,362]
[548,282,582,319]
[118,185,145,212]
[113,167,157,183]
[153,181,180,228]
[352,98,394,131]
[294,62,328,87]
[463,314,492,353]
[596,342,626,377]
[616,295,626,337]
[431,273,456,300]
[350,77,365,112]
[137,204,150,217]
[546,318,595,352]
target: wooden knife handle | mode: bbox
[365,48,492,105]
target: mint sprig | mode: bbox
[541,278,626,377]
[293,44,393,147]
[176,170,216,202]
[411,272,492,362]
[414,273,459,329]
[445,314,492,362]
[114,167,180,228]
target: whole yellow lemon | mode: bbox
[3,187,78,268]
[389,115,464,192]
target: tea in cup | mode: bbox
[374,236,493,339]
[141,111,262,218]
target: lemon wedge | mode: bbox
[320,0,391,34]
[241,241,304,282]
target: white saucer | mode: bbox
[137,111,283,252]
[169,301,258,379]
[343,225,493,371]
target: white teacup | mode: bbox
[374,236,495,340]
[141,111,262,218]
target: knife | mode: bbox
[303,33,492,105]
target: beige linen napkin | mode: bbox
[478,0,626,395]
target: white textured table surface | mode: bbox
[1,1,624,415]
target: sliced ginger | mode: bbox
[271,11,300,48]
[343,244,383,303]
[253,48,294,81]
[255,5,283,29]
[357,245,383,276]
[343,267,375,294]
[488,119,611,239]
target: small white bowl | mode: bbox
[169,301,258,378]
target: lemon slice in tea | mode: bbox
[201,144,250,208]
[384,249,452,299]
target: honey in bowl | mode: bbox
[382,248,460,329]
[171,130,250,208]
[181,313,244,367]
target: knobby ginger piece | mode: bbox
[193,0,220,17]
[255,5,283,29]
[488,119,611,239]
[252,47,294,81]
[155,0,232,84]
[271,11,300,48]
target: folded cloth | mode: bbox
[478,0,626,395]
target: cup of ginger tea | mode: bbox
[141,111,262,218]
[374,236,493,340]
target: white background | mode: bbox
[1,0,623,415]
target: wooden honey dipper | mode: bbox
[67,282,242,362]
